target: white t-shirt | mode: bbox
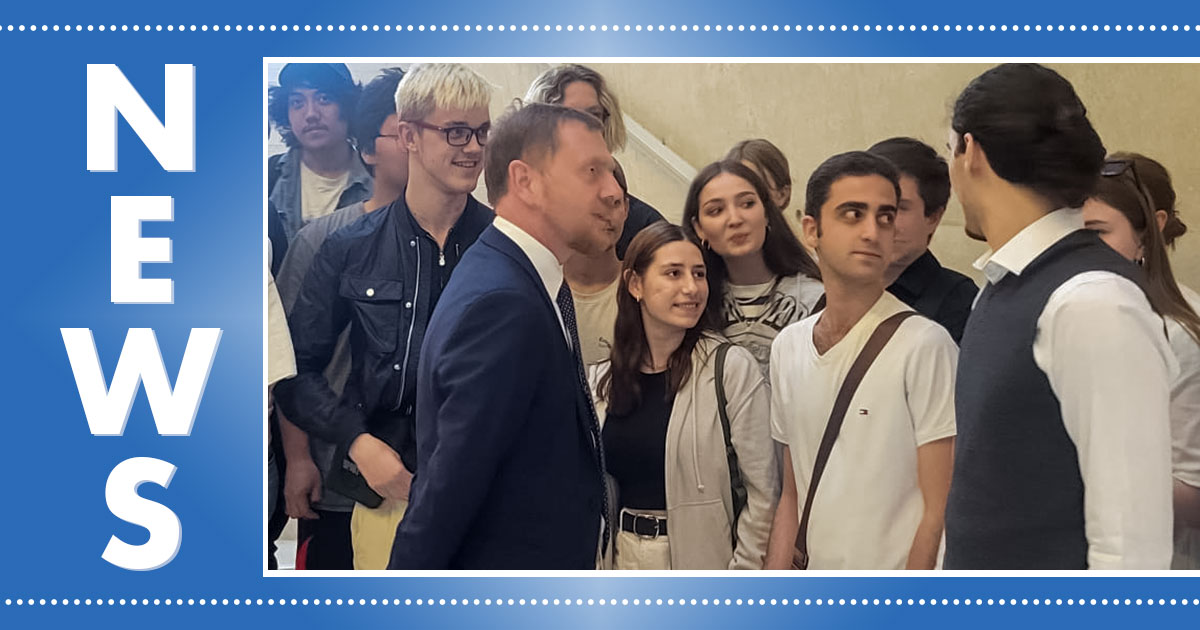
[573,278,620,366]
[267,270,295,387]
[299,161,350,223]
[1171,284,1200,568]
[722,273,824,375]
[769,291,958,569]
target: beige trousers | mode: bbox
[350,499,408,570]
[614,509,671,570]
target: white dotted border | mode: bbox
[0,24,1199,33]
[3,17,1195,611]
[1,17,1191,610]
[3,596,1200,607]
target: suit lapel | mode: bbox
[479,226,560,321]
[480,226,595,441]
[477,225,590,422]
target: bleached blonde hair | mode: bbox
[395,63,492,122]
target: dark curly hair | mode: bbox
[268,64,361,149]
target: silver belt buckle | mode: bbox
[633,513,662,539]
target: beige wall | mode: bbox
[321,62,1200,289]
[585,62,1200,289]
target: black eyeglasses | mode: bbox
[408,120,490,147]
[1101,159,1156,219]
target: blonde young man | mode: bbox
[275,64,495,569]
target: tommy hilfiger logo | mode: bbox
[858,409,869,415]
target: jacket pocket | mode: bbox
[667,498,734,570]
[338,276,405,353]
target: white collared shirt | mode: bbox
[972,207,1178,569]
[493,216,571,348]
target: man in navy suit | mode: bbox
[388,103,625,569]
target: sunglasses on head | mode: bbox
[1100,158,1156,220]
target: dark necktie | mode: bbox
[556,282,611,554]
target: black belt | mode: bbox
[620,511,668,538]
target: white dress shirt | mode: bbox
[1169,285,1200,489]
[972,207,1178,569]
[493,216,571,348]
[1170,286,1200,568]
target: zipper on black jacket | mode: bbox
[395,239,420,414]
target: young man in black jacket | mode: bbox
[275,63,495,569]
[869,137,977,344]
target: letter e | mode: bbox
[111,196,173,304]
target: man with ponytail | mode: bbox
[943,64,1177,569]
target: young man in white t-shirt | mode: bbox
[764,151,957,570]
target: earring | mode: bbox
[700,239,709,250]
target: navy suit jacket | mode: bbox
[388,225,603,569]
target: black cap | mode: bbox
[278,63,354,91]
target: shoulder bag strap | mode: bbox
[714,342,747,549]
[792,310,918,569]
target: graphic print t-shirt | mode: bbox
[720,273,824,375]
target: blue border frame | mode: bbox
[1,1,1198,626]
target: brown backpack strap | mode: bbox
[792,310,918,569]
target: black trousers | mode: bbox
[296,510,354,570]
[266,413,288,570]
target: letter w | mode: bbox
[61,328,221,436]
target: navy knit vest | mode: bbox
[944,229,1145,569]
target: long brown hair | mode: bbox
[598,221,713,415]
[1094,153,1200,344]
[681,160,820,325]
[1110,151,1188,247]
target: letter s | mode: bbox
[101,457,181,571]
